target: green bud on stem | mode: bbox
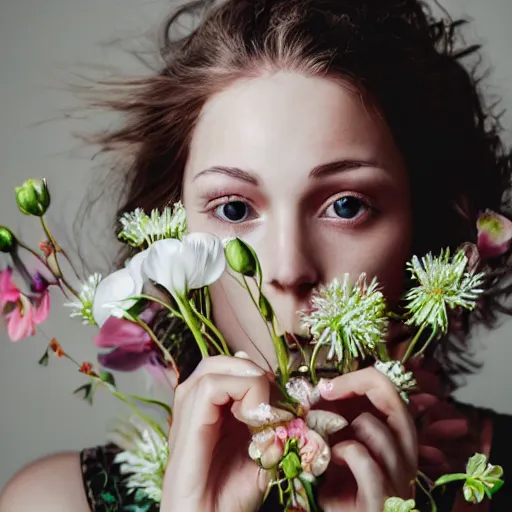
[225,238,258,277]
[0,226,16,253]
[15,178,51,217]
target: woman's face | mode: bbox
[182,71,412,370]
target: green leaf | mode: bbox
[466,453,487,477]
[99,492,116,504]
[484,464,504,479]
[463,479,486,503]
[73,383,96,405]
[38,347,50,366]
[280,452,302,480]
[128,394,173,417]
[383,497,418,512]
[489,478,504,496]
[99,370,116,388]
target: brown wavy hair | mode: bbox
[83,0,512,389]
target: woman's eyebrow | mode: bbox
[308,158,385,178]
[192,158,384,185]
[192,166,259,185]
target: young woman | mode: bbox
[1,0,512,510]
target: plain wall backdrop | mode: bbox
[1,0,512,491]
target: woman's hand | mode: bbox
[160,354,270,512]
[316,367,418,512]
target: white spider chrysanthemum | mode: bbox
[111,417,169,503]
[404,249,485,334]
[301,273,388,369]
[118,201,187,248]
[64,273,102,325]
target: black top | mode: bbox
[80,411,512,511]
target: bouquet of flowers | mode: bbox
[2,178,511,511]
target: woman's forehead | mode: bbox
[185,71,404,185]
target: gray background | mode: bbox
[1,0,511,490]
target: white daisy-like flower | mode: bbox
[374,360,417,403]
[301,273,388,370]
[64,273,102,325]
[111,417,169,503]
[118,201,187,248]
[404,249,485,334]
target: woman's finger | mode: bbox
[318,367,417,469]
[173,354,266,407]
[330,440,389,512]
[351,412,414,497]
[167,372,270,497]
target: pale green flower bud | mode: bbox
[258,293,274,322]
[0,226,16,253]
[15,178,51,216]
[225,238,257,277]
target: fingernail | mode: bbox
[234,351,250,359]
[317,378,333,393]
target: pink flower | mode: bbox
[1,268,51,342]
[477,209,512,260]
[93,305,163,372]
[0,268,21,311]
[6,292,50,342]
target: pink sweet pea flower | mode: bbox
[93,305,162,372]
[477,209,512,260]
[7,295,36,341]
[0,268,21,311]
[1,268,51,342]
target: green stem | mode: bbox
[40,217,79,297]
[433,473,468,487]
[130,315,179,376]
[175,295,209,358]
[415,328,439,359]
[190,300,231,355]
[402,322,427,364]
[309,341,324,385]
[130,294,183,320]
[125,393,173,419]
[242,275,289,382]
[17,241,54,275]
[415,475,438,512]
[111,390,167,439]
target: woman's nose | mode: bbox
[261,216,321,298]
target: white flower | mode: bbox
[118,202,187,248]
[374,360,417,403]
[65,273,102,325]
[301,273,388,370]
[111,417,169,503]
[404,249,485,334]
[92,251,147,327]
[142,233,225,297]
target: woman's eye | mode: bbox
[324,196,368,220]
[214,201,250,223]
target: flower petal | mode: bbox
[92,268,141,327]
[126,250,149,290]
[0,267,21,310]
[477,209,512,259]
[143,239,187,296]
[98,346,153,372]
[94,315,151,348]
[182,233,226,289]
[7,296,35,342]
[32,291,50,325]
